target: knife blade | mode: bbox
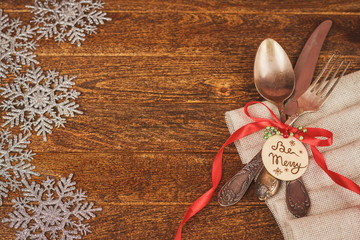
[285,20,332,115]
[284,20,332,218]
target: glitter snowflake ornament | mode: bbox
[0,9,38,82]
[0,129,38,206]
[27,0,111,46]
[0,66,83,141]
[2,174,102,239]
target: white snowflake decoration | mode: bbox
[0,129,38,206]
[27,0,111,46]
[2,174,102,239]
[0,9,38,82]
[0,66,82,141]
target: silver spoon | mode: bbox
[253,39,295,200]
[254,38,295,122]
[218,39,295,205]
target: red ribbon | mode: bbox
[175,101,360,240]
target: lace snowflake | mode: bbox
[0,129,38,206]
[2,174,102,239]
[0,66,82,141]
[0,9,38,82]
[27,0,111,46]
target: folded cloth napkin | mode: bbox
[225,70,360,240]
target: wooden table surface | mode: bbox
[0,1,359,239]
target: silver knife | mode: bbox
[284,20,332,217]
[286,20,333,115]
[218,20,333,207]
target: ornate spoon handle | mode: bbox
[255,167,280,201]
[218,151,263,206]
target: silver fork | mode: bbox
[218,54,350,208]
[285,54,350,217]
[286,54,350,125]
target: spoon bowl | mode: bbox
[254,39,295,121]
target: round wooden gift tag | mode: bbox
[262,135,308,181]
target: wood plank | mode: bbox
[3,151,252,208]
[0,12,359,58]
[2,0,360,14]
[34,55,261,104]
[1,204,281,239]
[32,13,360,57]
[2,59,357,153]
[0,152,281,239]
[0,152,260,203]
[32,55,360,105]
[13,103,249,153]
[2,55,360,153]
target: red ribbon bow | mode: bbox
[175,101,360,240]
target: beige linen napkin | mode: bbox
[225,71,360,240]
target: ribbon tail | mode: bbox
[175,146,225,240]
[175,187,216,240]
[311,146,360,195]
[174,121,268,240]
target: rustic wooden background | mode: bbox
[0,0,359,239]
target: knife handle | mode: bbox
[286,177,311,217]
[218,151,263,206]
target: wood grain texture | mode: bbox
[0,1,360,239]
[3,0,360,14]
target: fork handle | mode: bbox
[285,112,302,125]
[286,177,311,217]
[253,110,301,201]
[255,167,281,200]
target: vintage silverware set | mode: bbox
[218,20,351,218]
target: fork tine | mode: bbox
[323,61,350,99]
[314,55,340,93]
[309,53,335,91]
[318,59,344,96]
